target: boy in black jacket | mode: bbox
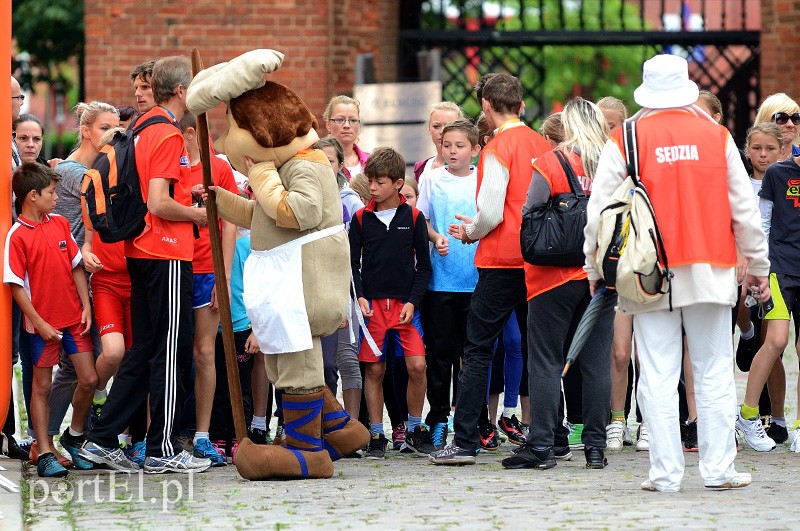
[350,147,433,459]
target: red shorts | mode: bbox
[358,298,425,363]
[92,277,132,350]
[30,322,93,368]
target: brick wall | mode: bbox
[84,0,399,136]
[760,0,800,98]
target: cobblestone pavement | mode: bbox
[1,347,798,530]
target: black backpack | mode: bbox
[81,115,178,243]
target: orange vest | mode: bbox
[475,121,552,268]
[524,149,589,299]
[612,110,736,268]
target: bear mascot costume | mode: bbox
[187,49,370,479]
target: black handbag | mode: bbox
[520,150,588,267]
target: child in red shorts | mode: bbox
[349,148,432,459]
[3,162,98,477]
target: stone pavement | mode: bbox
[1,345,799,530]
[2,442,800,530]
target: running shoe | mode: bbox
[429,443,477,465]
[736,413,775,451]
[193,438,226,467]
[79,441,139,472]
[364,433,388,459]
[568,423,584,449]
[584,446,608,469]
[479,422,500,451]
[430,422,448,451]
[705,472,751,489]
[37,452,68,478]
[59,429,94,470]
[636,422,650,452]
[553,445,573,461]
[404,425,436,455]
[248,427,271,445]
[125,441,146,468]
[498,415,527,446]
[789,426,800,453]
[502,445,556,470]
[144,450,212,474]
[766,422,789,444]
[683,419,698,452]
[392,423,406,451]
[606,420,627,450]
[273,424,286,446]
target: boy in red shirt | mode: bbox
[3,162,98,477]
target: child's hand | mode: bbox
[81,250,103,273]
[80,306,92,336]
[358,297,373,318]
[245,332,260,355]
[37,322,62,342]
[338,319,349,330]
[399,302,415,325]
[434,234,449,257]
[448,214,476,244]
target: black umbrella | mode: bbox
[562,285,617,378]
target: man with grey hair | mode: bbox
[82,56,211,474]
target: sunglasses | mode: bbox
[773,112,800,126]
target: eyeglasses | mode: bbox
[11,95,24,102]
[329,118,361,125]
[772,112,800,126]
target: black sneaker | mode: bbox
[429,443,477,465]
[364,433,388,459]
[584,446,608,469]
[501,445,556,470]
[554,445,573,461]
[683,419,698,452]
[498,415,527,446]
[248,427,270,445]
[1,433,29,460]
[766,422,789,444]
[405,425,436,455]
[479,422,500,451]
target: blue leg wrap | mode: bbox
[283,397,324,450]
[323,410,351,433]
[287,448,309,477]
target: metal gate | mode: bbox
[398,0,760,145]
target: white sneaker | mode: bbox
[636,422,649,452]
[606,421,627,450]
[736,413,775,452]
[705,472,752,489]
[789,426,800,453]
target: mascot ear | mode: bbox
[187,49,284,115]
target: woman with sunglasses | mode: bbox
[754,93,800,158]
[323,96,370,180]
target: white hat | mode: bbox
[633,54,699,109]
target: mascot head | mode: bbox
[186,49,320,173]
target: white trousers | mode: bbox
[634,303,738,491]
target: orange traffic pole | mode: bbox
[1,0,14,433]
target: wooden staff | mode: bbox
[191,48,247,443]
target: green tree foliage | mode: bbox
[12,0,84,96]
[423,0,651,122]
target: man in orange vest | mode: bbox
[430,73,551,465]
[584,54,770,492]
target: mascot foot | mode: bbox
[235,391,333,479]
[322,387,370,460]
